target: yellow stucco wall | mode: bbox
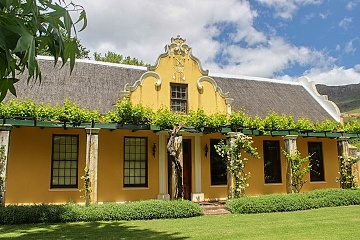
[97,129,159,202]
[129,48,228,114]
[6,127,86,204]
[200,134,340,200]
[6,127,160,205]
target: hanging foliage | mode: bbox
[283,150,312,193]
[337,156,360,189]
[0,146,6,206]
[215,133,259,198]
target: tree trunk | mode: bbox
[167,125,183,199]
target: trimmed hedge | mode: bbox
[0,200,203,225]
[226,188,360,214]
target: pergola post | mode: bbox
[283,135,298,193]
[157,131,170,200]
[226,132,237,199]
[0,124,12,207]
[85,128,100,205]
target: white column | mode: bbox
[0,124,12,207]
[85,128,100,204]
[283,135,298,194]
[157,131,170,200]
[192,134,204,202]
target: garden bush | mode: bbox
[226,188,360,214]
[0,199,203,225]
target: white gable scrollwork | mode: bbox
[120,71,162,98]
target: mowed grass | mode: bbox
[1,205,360,240]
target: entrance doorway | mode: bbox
[168,139,192,200]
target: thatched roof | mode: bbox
[10,57,338,122]
[10,57,146,114]
[212,75,335,121]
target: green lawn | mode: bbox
[1,205,360,240]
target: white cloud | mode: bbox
[339,17,352,30]
[346,1,358,10]
[73,0,355,85]
[304,65,360,85]
[319,11,330,20]
[256,0,323,19]
[344,39,357,54]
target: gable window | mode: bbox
[124,137,148,187]
[170,83,188,113]
[51,135,78,188]
[263,140,282,183]
[308,142,325,181]
[210,139,227,185]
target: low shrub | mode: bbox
[226,188,360,214]
[0,199,203,225]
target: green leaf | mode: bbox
[76,10,87,32]
[0,78,18,102]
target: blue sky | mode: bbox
[76,0,360,85]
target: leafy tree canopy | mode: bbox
[0,0,87,101]
[94,51,147,66]
[38,29,90,59]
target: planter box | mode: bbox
[270,130,290,136]
[324,132,343,138]
[5,119,35,126]
[36,121,62,128]
[343,133,358,138]
[94,123,117,130]
[307,132,326,137]
[116,124,150,130]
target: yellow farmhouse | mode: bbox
[1,36,354,205]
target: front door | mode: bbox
[182,139,192,200]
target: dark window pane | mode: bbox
[124,137,148,187]
[170,84,187,113]
[51,135,78,188]
[263,140,282,183]
[308,142,325,181]
[210,139,227,185]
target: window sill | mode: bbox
[48,188,79,192]
[310,181,327,184]
[210,185,227,188]
[264,183,283,186]
[122,187,149,190]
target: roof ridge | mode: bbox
[37,55,147,71]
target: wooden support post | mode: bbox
[284,135,298,194]
[85,128,100,205]
[0,124,12,207]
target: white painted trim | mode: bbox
[194,134,203,193]
[48,188,80,192]
[122,187,150,190]
[297,76,341,122]
[37,55,147,70]
[157,131,168,195]
[196,76,230,98]
[124,71,162,92]
[210,72,302,86]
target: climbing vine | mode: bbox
[0,145,6,206]
[283,150,312,193]
[215,133,259,198]
[80,167,91,206]
[337,156,360,189]
[0,98,359,134]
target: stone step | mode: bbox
[199,202,230,215]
